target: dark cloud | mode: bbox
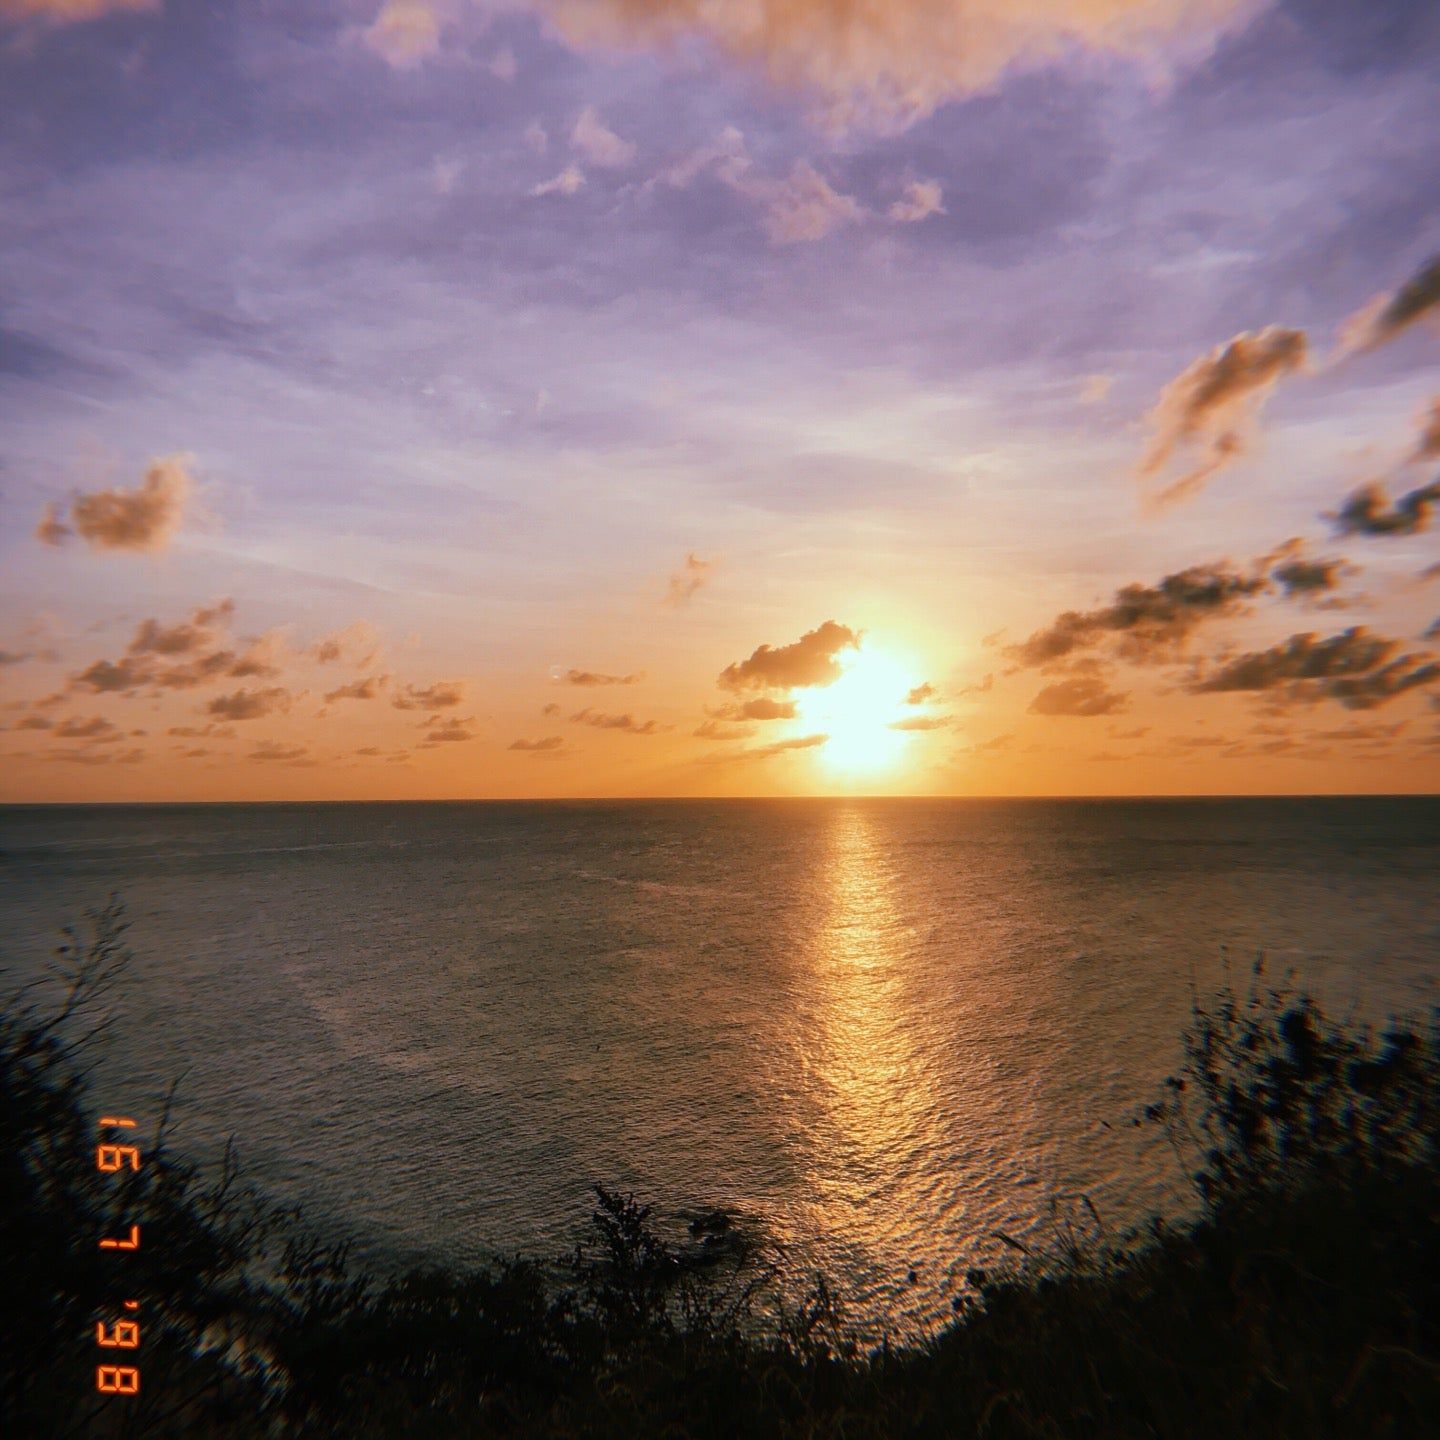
[392,680,466,709]
[509,735,565,751]
[569,708,662,734]
[423,716,477,743]
[1190,626,1440,710]
[35,454,195,553]
[699,732,828,764]
[1137,327,1308,506]
[1329,479,1440,537]
[206,686,292,721]
[709,697,798,722]
[1413,398,1440,462]
[1028,676,1129,716]
[719,620,859,692]
[564,668,644,686]
[324,675,389,702]
[53,715,119,740]
[693,718,754,740]
[70,600,246,695]
[249,741,309,763]
[1271,556,1349,596]
[664,552,713,606]
[1007,564,1267,668]
[541,701,561,715]
[1339,253,1440,354]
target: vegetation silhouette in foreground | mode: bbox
[3,899,1438,1437]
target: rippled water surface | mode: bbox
[3,798,1437,1335]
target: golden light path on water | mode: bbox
[782,803,967,1334]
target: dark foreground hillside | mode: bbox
[4,901,1438,1439]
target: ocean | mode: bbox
[2,797,1437,1337]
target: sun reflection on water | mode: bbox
[797,803,949,1329]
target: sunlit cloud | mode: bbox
[362,0,443,71]
[538,0,1266,131]
[571,106,636,168]
[887,179,944,224]
[0,0,157,26]
[509,735,565,751]
[531,164,585,197]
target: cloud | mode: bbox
[423,716,477,742]
[488,44,517,80]
[700,732,829,764]
[564,668,644,686]
[325,675,389,702]
[1271,556,1348,597]
[539,0,1263,132]
[904,682,935,704]
[206,686,292,721]
[392,680,465,709]
[1136,327,1308,507]
[1329,479,1440,538]
[1190,627,1440,710]
[693,718,754,740]
[17,715,53,730]
[54,715,119,740]
[1412,399,1440,464]
[889,714,950,730]
[1006,564,1267,668]
[570,708,662,734]
[571,106,635,167]
[710,697,799,721]
[1028,676,1129,716]
[362,0,442,70]
[531,165,585,198]
[509,735,565,751]
[664,552,713,606]
[719,620,859,691]
[250,741,310,763]
[1080,373,1114,404]
[722,158,863,244]
[71,599,245,694]
[312,621,381,666]
[34,503,71,547]
[541,701,561,715]
[524,121,548,153]
[1337,254,1440,355]
[887,179,945,223]
[0,0,157,26]
[36,454,195,553]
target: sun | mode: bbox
[793,647,917,777]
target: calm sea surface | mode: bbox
[2,798,1437,1336]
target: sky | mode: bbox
[1,0,1438,800]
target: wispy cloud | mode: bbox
[1136,328,1308,507]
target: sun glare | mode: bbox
[794,647,917,777]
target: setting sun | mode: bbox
[794,648,918,776]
